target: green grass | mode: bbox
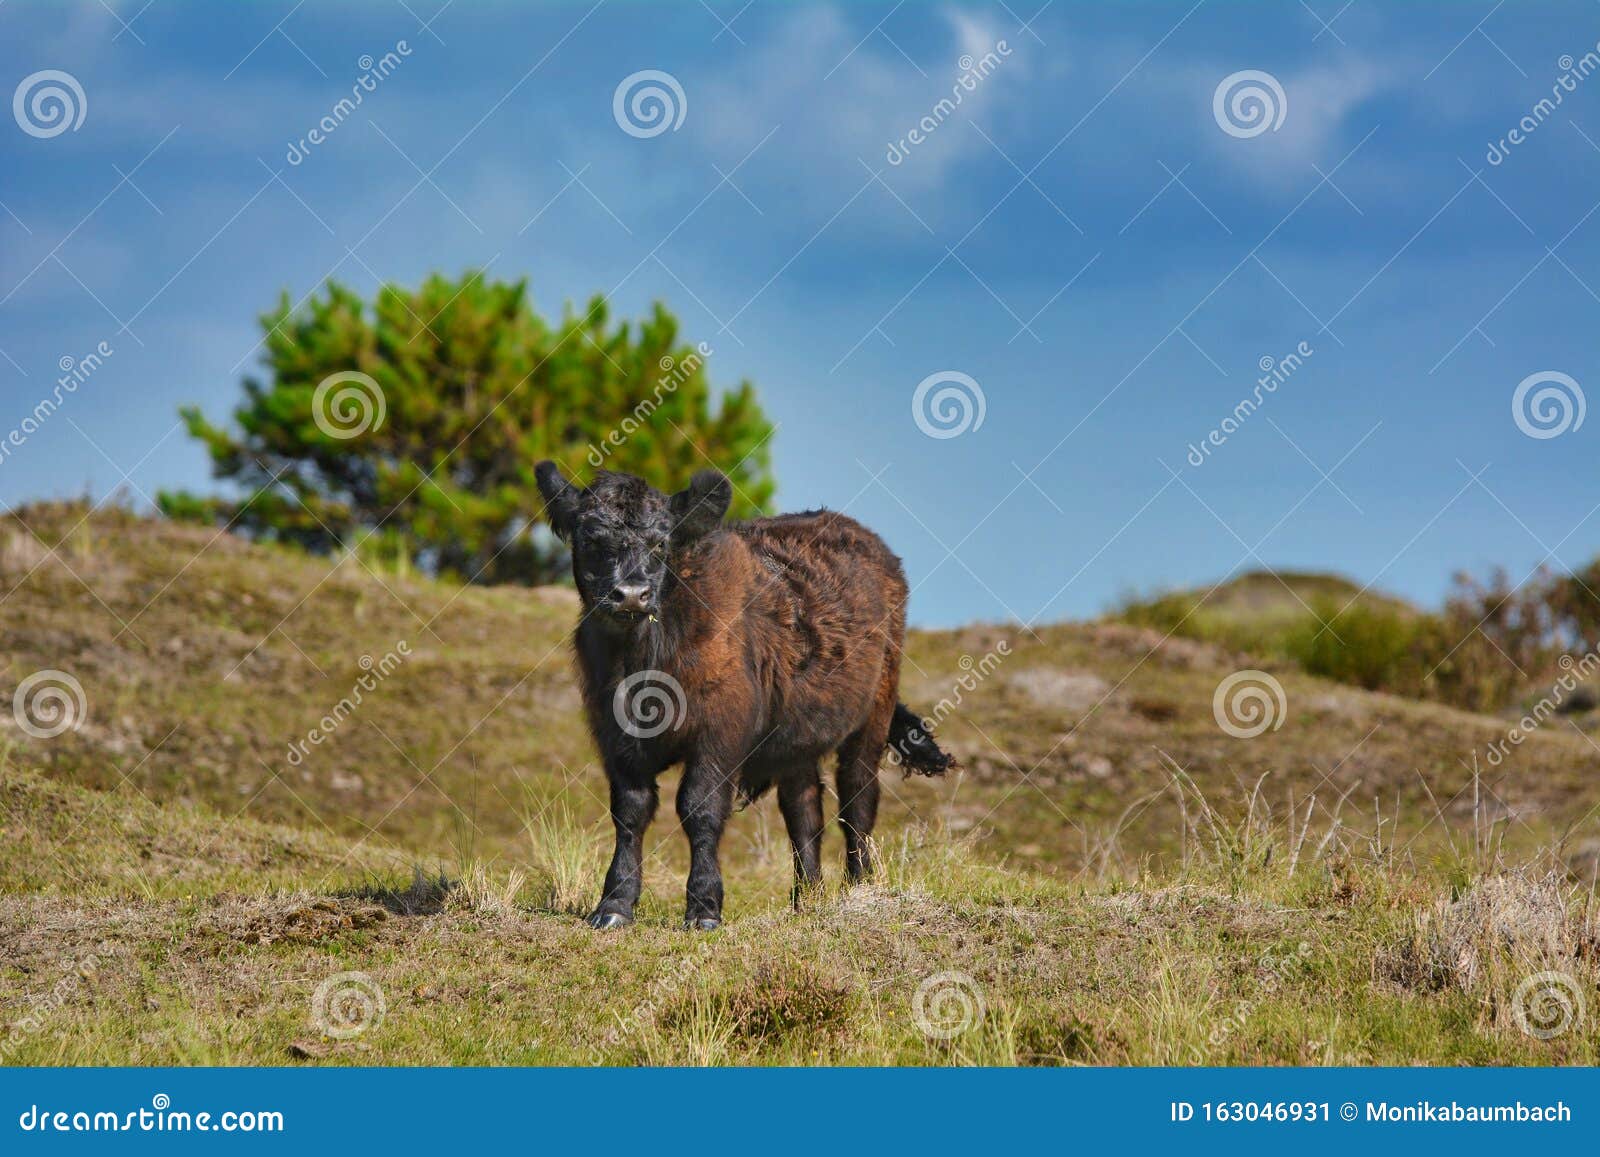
[4,505,1600,1065]
[3,761,1597,1065]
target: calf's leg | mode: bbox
[835,674,897,882]
[676,758,736,930]
[834,731,883,882]
[589,772,658,929]
[776,763,825,907]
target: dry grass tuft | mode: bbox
[1383,872,1600,1028]
[522,797,604,915]
[451,862,528,918]
[667,960,854,1046]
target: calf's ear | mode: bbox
[535,460,581,541]
[669,470,732,542]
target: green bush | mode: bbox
[1284,598,1420,691]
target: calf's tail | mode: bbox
[886,702,957,777]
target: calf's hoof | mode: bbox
[587,910,633,930]
[685,916,722,932]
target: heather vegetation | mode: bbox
[1116,564,1600,713]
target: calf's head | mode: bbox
[535,462,732,627]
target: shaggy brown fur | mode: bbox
[535,462,953,929]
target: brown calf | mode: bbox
[536,463,953,929]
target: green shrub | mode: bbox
[1284,597,1419,691]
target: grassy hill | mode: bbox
[3,503,1600,1064]
[1123,568,1416,624]
[1114,568,1418,652]
[1112,569,1545,710]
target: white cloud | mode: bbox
[1195,55,1393,186]
[946,5,1015,73]
[692,5,1031,212]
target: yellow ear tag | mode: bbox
[648,614,659,624]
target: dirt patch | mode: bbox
[1005,667,1111,711]
[1084,623,1232,670]
[203,896,392,947]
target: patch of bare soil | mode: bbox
[204,897,393,947]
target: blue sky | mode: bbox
[2,0,1599,627]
